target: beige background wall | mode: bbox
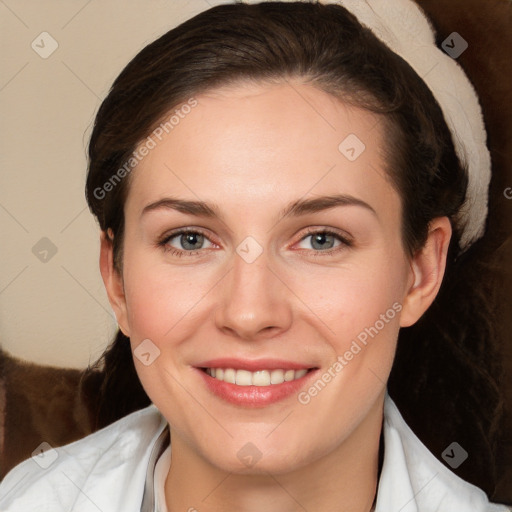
[0,0,228,368]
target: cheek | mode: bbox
[287,252,409,348]
[121,242,220,342]
[288,257,406,432]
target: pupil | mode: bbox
[182,233,202,250]
[313,233,333,250]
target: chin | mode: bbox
[213,451,310,476]
[198,435,323,476]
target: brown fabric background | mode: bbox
[416,0,512,502]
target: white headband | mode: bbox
[244,0,491,251]
[336,0,491,251]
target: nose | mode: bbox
[214,246,293,341]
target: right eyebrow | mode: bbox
[141,197,222,220]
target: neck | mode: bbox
[165,396,384,512]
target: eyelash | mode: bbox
[157,227,353,258]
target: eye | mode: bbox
[295,228,352,254]
[157,227,352,257]
[158,228,215,256]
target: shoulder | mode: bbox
[0,404,166,512]
[378,394,510,512]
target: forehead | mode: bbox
[125,80,397,219]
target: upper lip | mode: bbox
[195,358,316,372]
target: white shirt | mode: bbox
[153,444,171,512]
[0,393,509,512]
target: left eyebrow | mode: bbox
[277,194,377,220]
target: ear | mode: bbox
[400,217,452,327]
[99,229,131,337]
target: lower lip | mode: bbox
[196,368,317,407]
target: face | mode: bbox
[102,80,448,475]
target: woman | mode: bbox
[0,0,508,510]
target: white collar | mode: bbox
[153,443,171,512]
[144,393,508,512]
[375,393,505,511]
[1,395,506,511]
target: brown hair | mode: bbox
[81,0,503,496]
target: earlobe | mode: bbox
[99,229,130,336]
[400,217,452,327]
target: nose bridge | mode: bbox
[214,240,292,339]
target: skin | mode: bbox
[100,80,451,512]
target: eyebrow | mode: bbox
[141,194,377,221]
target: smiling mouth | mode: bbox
[201,367,315,386]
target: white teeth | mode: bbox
[270,369,285,384]
[235,370,253,386]
[252,370,271,386]
[223,368,236,384]
[295,369,308,379]
[284,369,295,381]
[205,367,310,386]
